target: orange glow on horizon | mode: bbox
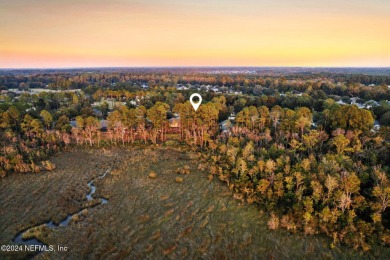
[0,0,389,68]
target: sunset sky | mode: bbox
[0,0,389,68]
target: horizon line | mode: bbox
[1,66,390,70]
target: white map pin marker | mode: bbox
[190,93,202,111]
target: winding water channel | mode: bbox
[12,169,110,250]
[4,148,390,259]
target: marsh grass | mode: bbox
[1,147,388,259]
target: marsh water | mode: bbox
[7,149,390,259]
[12,169,110,249]
[86,149,390,259]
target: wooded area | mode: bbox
[0,69,389,251]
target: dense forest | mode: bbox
[0,69,389,251]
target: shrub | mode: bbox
[42,160,56,171]
[268,213,280,230]
[149,171,157,179]
[175,165,190,174]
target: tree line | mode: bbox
[1,71,389,252]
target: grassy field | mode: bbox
[1,147,389,259]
